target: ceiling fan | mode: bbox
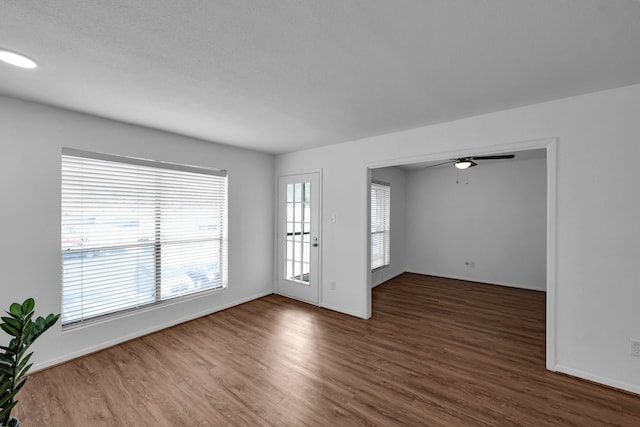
[427,154,515,170]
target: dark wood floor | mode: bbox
[14,273,640,426]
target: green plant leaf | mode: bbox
[0,386,15,408]
[22,311,34,326]
[21,298,34,315]
[32,318,44,337]
[4,311,20,321]
[0,323,20,337]
[0,376,11,390]
[0,378,19,408]
[17,346,31,363]
[0,399,18,421]
[1,300,58,423]
[12,377,27,396]
[37,315,46,324]
[0,377,27,423]
[0,358,13,370]
[8,305,22,319]
[6,338,18,354]
[30,314,59,342]
[23,321,33,340]
[8,304,22,317]
[15,352,32,374]
[0,317,21,331]
[17,363,32,383]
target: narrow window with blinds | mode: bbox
[61,148,228,328]
[370,181,391,270]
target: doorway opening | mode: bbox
[365,139,557,370]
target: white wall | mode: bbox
[0,96,275,370]
[275,83,640,394]
[370,167,406,287]
[405,155,547,291]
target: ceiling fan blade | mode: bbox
[424,160,455,168]
[471,154,515,160]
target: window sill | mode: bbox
[371,264,390,273]
[62,285,228,332]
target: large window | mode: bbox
[371,181,390,270]
[61,149,228,327]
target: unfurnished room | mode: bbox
[1,1,640,426]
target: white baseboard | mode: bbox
[371,271,405,288]
[555,364,640,396]
[320,302,367,319]
[274,291,318,306]
[33,289,274,372]
[406,270,546,292]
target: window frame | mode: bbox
[370,180,391,271]
[60,148,228,329]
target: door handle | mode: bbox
[312,236,319,247]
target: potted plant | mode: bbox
[0,298,59,427]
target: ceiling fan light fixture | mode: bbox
[0,49,37,69]
[454,159,475,169]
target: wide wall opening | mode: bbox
[366,143,555,370]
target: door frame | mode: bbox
[275,169,323,305]
[365,138,557,371]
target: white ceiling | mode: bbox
[2,1,640,154]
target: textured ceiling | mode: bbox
[2,1,640,154]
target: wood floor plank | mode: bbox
[13,273,640,425]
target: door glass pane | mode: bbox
[304,182,311,203]
[286,260,293,280]
[294,183,302,202]
[302,262,310,282]
[287,183,294,203]
[284,181,311,285]
[302,241,310,264]
[294,203,302,223]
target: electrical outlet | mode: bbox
[330,280,336,290]
[630,339,640,357]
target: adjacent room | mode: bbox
[370,149,547,292]
[2,1,640,425]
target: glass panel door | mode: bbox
[285,182,311,284]
[277,173,320,304]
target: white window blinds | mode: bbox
[61,148,228,327]
[371,181,390,270]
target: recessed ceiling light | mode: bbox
[0,49,37,69]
